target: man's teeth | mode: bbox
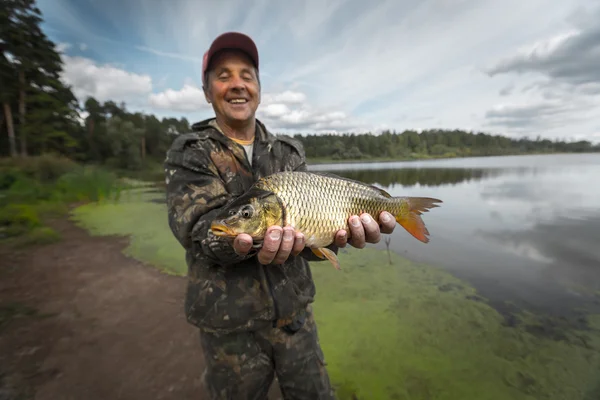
[229,99,247,103]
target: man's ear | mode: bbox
[203,83,211,104]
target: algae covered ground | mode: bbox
[71,188,600,400]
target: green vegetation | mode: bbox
[299,131,600,163]
[70,190,600,400]
[70,188,185,275]
[312,249,600,400]
[0,154,130,246]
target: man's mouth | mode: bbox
[228,98,248,104]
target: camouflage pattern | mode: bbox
[164,116,335,329]
[199,305,335,399]
[164,117,336,398]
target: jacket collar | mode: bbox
[191,117,275,146]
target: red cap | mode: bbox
[202,32,259,85]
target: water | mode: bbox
[309,153,600,318]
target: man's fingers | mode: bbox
[347,215,366,248]
[291,232,306,256]
[273,226,295,264]
[334,229,348,248]
[361,213,381,244]
[233,233,253,255]
[379,211,396,234]
[257,227,282,264]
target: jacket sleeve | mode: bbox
[164,135,256,267]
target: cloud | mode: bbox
[39,0,600,142]
[61,55,152,103]
[135,45,202,63]
[257,90,364,132]
[484,99,593,130]
[486,6,600,90]
[148,84,208,112]
[482,4,600,137]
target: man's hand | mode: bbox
[232,211,396,264]
[333,211,396,249]
[232,225,306,265]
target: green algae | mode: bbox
[310,249,600,399]
[70,189,185,275]
[70,189,600,400]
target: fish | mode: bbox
[209,171,442,270]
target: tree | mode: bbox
[1,0,80,157]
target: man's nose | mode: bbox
[230,75,245,89]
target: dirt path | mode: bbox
[0,217,281,400]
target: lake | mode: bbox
[309,153,600,319]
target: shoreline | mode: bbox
[306,150,600,165]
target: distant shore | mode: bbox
[306,150,600,165]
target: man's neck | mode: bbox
[214,116,256,142]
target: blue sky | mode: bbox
[38,0,600,142]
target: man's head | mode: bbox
[202,32,261,128]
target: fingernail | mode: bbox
[361,214,372,224]
[270,230,281,240]
[381,212,391,223]
[240,239,251,248]
[351,217,361,227]
[283,230,293,240]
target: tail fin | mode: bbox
[394,197,442,243]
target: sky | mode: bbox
[37,0,600,142]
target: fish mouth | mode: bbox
[210,222,236,237]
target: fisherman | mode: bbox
[163,32,397,399]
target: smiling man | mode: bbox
[163,32,396,400]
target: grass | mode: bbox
[69,190,600,400]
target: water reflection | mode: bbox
[315,167,506,188]
[312,153,600,318]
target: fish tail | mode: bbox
[391,197,442,243]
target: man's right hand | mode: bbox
[233,226,306,265]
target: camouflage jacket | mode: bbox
[164,118,326,334]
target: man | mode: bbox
[164,32,396,399]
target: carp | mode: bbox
[210,171,442,270]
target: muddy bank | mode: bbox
[0,217,282,399]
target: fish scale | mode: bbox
[210,171,442,270]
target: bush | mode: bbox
[0,204,41,238]
[52,166,123,203]
[0,154,78,184]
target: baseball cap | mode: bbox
[202,32,259,85]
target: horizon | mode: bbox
[38,0,600,143]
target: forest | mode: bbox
[2,0,599,171]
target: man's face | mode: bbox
[204,50,260,127]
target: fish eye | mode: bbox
[228,209,236,216]
[241,205,254,218]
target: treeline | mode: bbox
[0,0,188,172]
[294,130,600,161]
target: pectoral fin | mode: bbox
[311,247,341,270]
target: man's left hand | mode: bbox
[334,211,396,249]
[256,211,396,264]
